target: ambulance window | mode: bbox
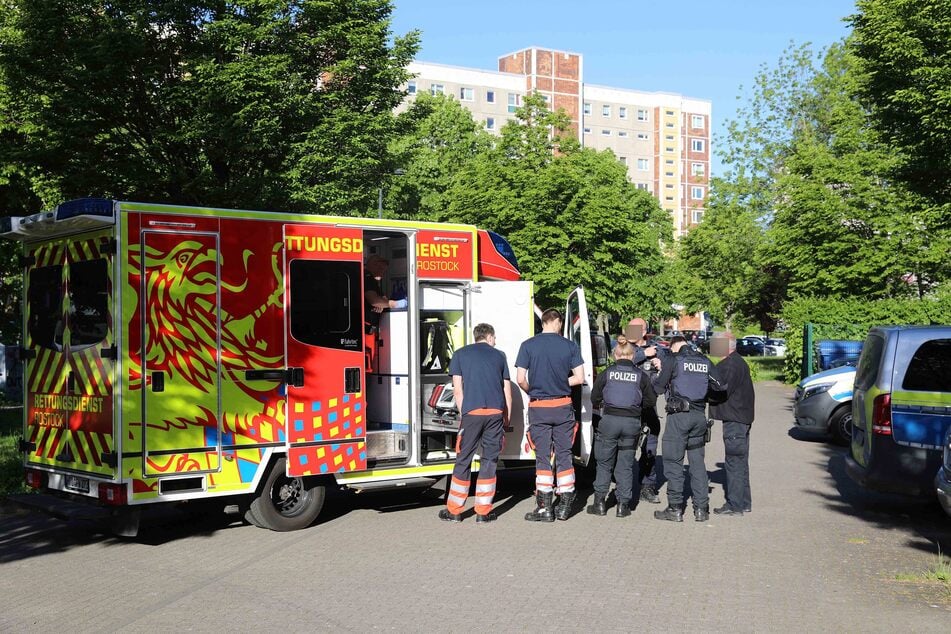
[289,260,361,351]
[27,265,65,350]
[901,339,951,392]
[68,258,109,349]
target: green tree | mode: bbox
[849,0,951,205]
[0,0,418,214]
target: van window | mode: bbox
[68,258,109,348]
[901,339,951,392]
[289,259,361,351]
[28,265,65,350]
[855,333,885,390]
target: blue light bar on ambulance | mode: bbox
[0,198,116,241]
[55,197,115,221]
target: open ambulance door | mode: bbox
[565,286,595,466]
[467,281,534,460]
[282,225,367,478]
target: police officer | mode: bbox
[651,335,727,522]
[624,318,666,505]
[588,341,657,517]
[710,335,755,516]
[439,323,512,523]
[516,309,585,522]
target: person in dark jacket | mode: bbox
[709,336,755,516]
[588,341,657,517]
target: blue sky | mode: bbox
[390,0,856,175]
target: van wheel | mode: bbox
[829,406,853,446]
[248,457,325,531]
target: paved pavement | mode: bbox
[1,381,949,632]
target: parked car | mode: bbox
[846,326,951,497]
[765,338,787,357]
[793,364,856,445]
[736,337,766,356]
[936,426,951,518]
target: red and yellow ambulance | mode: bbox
[2,199,599,532]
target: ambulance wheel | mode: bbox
[248,457,325,531]
[829,406,853,447]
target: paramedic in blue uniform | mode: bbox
[651,335,727,522]
[439,323,512,523]
[588,340,657,517]
[516,309,585,522]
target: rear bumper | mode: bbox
[845,438,941,497]
[936,468,951,518]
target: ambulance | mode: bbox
[1,198,601,533]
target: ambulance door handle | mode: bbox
[152,371,165,393]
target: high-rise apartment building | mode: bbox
[403,46,711,235]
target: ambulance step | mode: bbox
[348,477,439,493]
[6,492,111,522]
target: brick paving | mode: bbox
[1,381,949,632]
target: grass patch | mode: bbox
[711,356,787,383]
[895,551,951,599]
[0,406,26,496]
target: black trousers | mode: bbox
[661,408,709,509]
[722,420,752,511]
[593,414,640,503]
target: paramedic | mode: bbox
[588,341,657,517]
[439,323,512,523]
[651,336,727,522]
[364,255,406,370]
[516,309,585,522]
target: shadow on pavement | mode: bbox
[788,426,834,444]
[805,445,951,555]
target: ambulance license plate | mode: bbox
[65,475,89,494]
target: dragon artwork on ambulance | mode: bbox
[128,237,285,479]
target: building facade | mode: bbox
[404,46,712,235]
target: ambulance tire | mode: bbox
[248,457,326,531]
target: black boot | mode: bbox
[524,491,555,522]
[586,492,607,516]
[694,506,710,522]
[554,491,576,521]
[653,505,684,522]
[616,500,631,518]
[639,486,661,504]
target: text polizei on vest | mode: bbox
[608,371,640,383]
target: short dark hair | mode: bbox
[541,308,563,325]
[473,323,495,341]
[670,335,686,345]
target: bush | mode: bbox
[780,295,951,383]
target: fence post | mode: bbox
[801,323,813,380]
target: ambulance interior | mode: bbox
[363,231,465,467]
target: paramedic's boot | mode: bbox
[524,491,555,522]
[694,506,710,522]
[586,492,607,516]
[616,500,631,518]
[653,505,684,522]
[554,491,576,521]
[438,509,462,523]
[475,512,497,524]
[640,486,661,504]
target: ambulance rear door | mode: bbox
[466,280,534,460]
[565,286,595,465]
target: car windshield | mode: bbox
[766,339,785,345]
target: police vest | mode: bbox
[602,363,644,410]
[671,351,711,402]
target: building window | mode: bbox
[666,110,674,115]
[637,158,649,171]
[583,102,592,115]
[665,195,674,201]
[583,127,591,134]
[665,146,674,152]
[618,131,629,138]
[602,105,611,117]
[665,159,674,165]
[636,109,648,121]
[602,129,611,136]
[430,83,445,95]
[691,186,705,199]
[619,156,627,165]
[407,81,417,95]
[636,183,649,191]
[486,117,495,130]
[619,106,627,119]
[665,184,674,189]
[665,122,675,128]
[691,139,705,152]
[692,210,704,223]
[665,171,674,176]
[665,135,674,140]
[486,90,495,103]
[460,87,474,101]
[691,114,704,129]
[691,162,705,177]
[508,93,520,113]
[636,132,649,140]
